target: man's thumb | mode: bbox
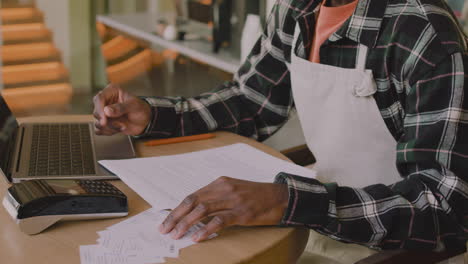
[104,103,128,118]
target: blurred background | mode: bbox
[0,0,466,151]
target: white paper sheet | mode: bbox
[81,209,213,264]
[80,244,164,264]
[99,143,316,210]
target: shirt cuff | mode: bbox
[132,97,155,138]
[274,173,330,227]
[134,97,178,138]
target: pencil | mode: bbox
[144,133,216,147]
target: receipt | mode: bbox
[80,209,216,264]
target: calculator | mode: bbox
[3,179,128,235]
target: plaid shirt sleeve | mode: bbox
[275,52,468,250]
[139,5,294,141]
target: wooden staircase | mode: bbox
[98,23,161,87]
[0,7,43,24]
[1,42,60,65]
[0,3,72,115]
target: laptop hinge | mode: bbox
[4,127,22,182]
[15,127,26,173]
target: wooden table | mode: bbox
[0,115,309,264]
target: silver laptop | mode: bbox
[0,95,136,183]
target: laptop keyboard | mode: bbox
[28,124,96,176]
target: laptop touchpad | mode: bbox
[94,134,136,160]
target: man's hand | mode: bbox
[93,84,152,136]
[159,177,289,242]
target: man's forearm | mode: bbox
[275,172,467,250]
[138,79,293,140]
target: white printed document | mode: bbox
[99,143,317,211]
[80,209,213,264]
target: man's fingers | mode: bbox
[170,201,229,240]
[192,213,234,242]
[160,194,200,234]
[94,120,119,136]
[159,186,220,235]
[93,84,124,122]
[95,128,116,136]
[108,120,126,132]
[94,115,130,136]
[160,177,244,239]
[94,111,108,127]
[104,102,129,118]
[93,111,100,121]
[93,93,108,126]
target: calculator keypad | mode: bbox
[77,180,124,196]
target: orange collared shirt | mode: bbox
[309,0,358,63]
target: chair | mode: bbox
[106,49,153,85]
[101,35,139,63]
[96,22,107,41]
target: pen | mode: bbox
[144,133,216,147]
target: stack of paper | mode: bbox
[80,208,214,264]
[99,143,317,211]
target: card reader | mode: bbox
[2,179,128,235]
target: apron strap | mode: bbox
[356,44,369,71]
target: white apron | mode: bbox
[289,25,401,187]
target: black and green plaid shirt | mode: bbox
[142,0,468,250]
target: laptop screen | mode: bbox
[0,96,19,175]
